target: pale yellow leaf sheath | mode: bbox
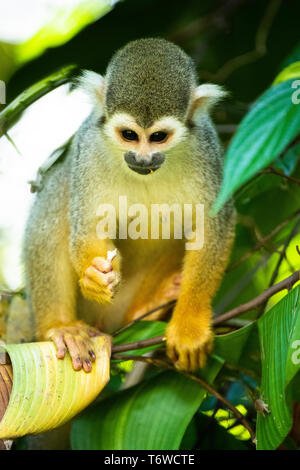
[0,336,111,439]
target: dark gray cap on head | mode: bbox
[105,38,197,128]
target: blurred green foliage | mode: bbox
[1,0,300,451]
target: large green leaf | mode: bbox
[213,78,300,213]
[215,322,261,377]
[71,322,261,450]
[274,141,300,175]
[214,323,256,365]
[0,65,77,137]
[256,286,300,450]
[71,358,223,450]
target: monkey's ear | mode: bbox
[76,70,105,104]
[189,84,227,119]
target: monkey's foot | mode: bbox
[46,322,105,372]
[80,257,120,304]
[166,318,213,371]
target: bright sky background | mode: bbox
[0,0,111,289]
[0,0,57,43]
[0,0,114,43]
[0,86,92,289]
[0,0,114,66]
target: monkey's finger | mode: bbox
[111,272,120,288]
[64,335,83,371]
[105,271,118,286]
[76,338,93,373]
[92,257,112,273]
[81,276,102,292]
[81,276,112,300]
[52,334,67,359]
[85,266,115,286]
[197,349,207,369]
[188,350,199,371]
[167,345,179,364]
[174,350,190,371]
[205,336,214,355]
[88,349,96,361]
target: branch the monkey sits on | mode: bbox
[24,38,235,372]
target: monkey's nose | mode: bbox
[124,151,165,175]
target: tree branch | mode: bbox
[112,353,256,443]
[227,209,300,271]
[169,0,250,44]
[0,65,77,138]
[112,300,175,337]
[214,269,300,325]
[112,336,165,354]
[198,0,282,82]
[259,167,300,186]
[112,269,300,353]
[256,220,300,318]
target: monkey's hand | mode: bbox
[79,257,120,304]
[45,321,106,372]
[166,314,214,371]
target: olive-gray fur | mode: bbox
[22,38,235,347]
[105,38,197,127]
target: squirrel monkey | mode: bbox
[24,38,235,373]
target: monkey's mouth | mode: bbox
[127,165,160,175]
[124,152,165,175]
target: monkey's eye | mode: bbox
[121,130,139,141]
[150,131,168,142]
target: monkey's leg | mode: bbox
[166,215,235,371]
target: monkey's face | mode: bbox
[103,113,187,175]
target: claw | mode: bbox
[46,323,102,373]
[166,317,213,371]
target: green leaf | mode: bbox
[113,320,166,357]
[273,62,300,86]
[274,141,300,176]
[195,414,250,450]
[213,79,300,213]
[256,286,300,450]
[214,323,256,366]
[0,65,78,137]
[71,359,223,450]
[214,322,261,377]
[15,1,113,65]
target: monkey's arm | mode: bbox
[67,123,121,305]
[68,196,121,305]
[24,164,75,336]
[24,164,102,372]
[166,209,235,371]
